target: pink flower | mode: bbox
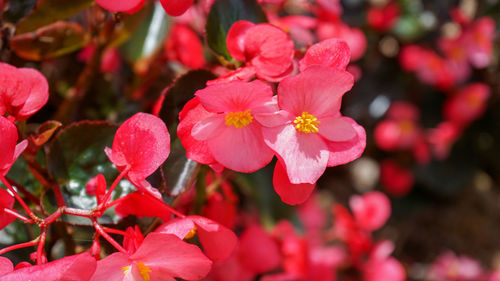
[105,113,170,199]
[0,253,96,281]
[156,215,238,261]
[299,38,350,72]
[260,66,365,204]
[380,160,414,197]
[223,21,295,82]
[165,23,206,69]
[317,22,366,61]
[0,116,28,176]
[363,241,405,281]
[96,0,193,16]
[444,83,490,127]
[160,0,195,17]
[463,17,495,69]
[114,191,172,221]
[0,63,49,121]
[349,191,391,232]
[100,48,122,73]
[238,225,282,274]
[367,2,399,32]
[90,233,212,281]
[0,188,15,231]
[0,257,13,276]
[86,174,107,205]
[185,80,275,172]
[427,251,483,281]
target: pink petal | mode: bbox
[191,215,238,261]
[349,191,391,231]
[192,115,226,141]
[196,80,273,112]
[254,110,293,127]
[0,257,13,276]
[95,0,146,14]
[109,113,170,183]
[227,20,255,61]
[156,218,196,240]
[262,124,329,184]
[177,98,219,166]
[114,191,171,221]
[238,225,281,274]
[14,68,49,121]
[132,233,212,280]
[318,116,356,142]
[208,123,274,173]
[277,66,354,118]
[90,252,131,281]
[0,188,15,230]
[299,38,351,71]
[2,253,96,281]
[326,117,366,167]
[0,116,18,175]
[273,160,315,205]
[159,0,194,16]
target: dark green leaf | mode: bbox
[16,0,94,34]
[10,21,87,61]
[206,0,267,61]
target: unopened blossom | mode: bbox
[380,159,414,197]
[90,233,212,281]
[165,23,206,69]
[367,2,400,32]
[444,83,490,127]
[0,63,49,121]
[349,191,391,232]
[105,113,170,199]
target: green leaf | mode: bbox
[16,0,94,34]
[9,21,87,61]
[159,70,216,196]
[46,121,133,224]
[206,0,267,61]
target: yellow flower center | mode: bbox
[294,112,320,133]
[225,110,253,128]
[122,262,152,281]
[184,226,197,240]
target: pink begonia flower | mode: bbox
[349,191,391,232]
[0,253,96,281]
[463,17,495,69]
[186,80,275,172]
[90,233,212,281]
[156,215,238,261]
[363,241,405,281]
[105,113,170,199]
[299,38,350,72]
[177,97,224,172]
[96,0,193,16]
[0,63,49,121]
[367,2,399,32]
[444,83,490,127]
[165,23,206,69]
[221,20,295,82]
[0,188,16,230]
[0,257,13,276]
[0,116,28,176]
[427,121,462,160]
[114,191,171,221]
[260,66,365,204]
[202,192,237,229]
[380,159,414,197]
[427,251,483,281]
[238,225,281,274]
[100,48,122,73]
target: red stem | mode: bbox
[3,208,32,222]
[92,220,127,254]
[0,175,38,220]
[52,183,66,208]
[36,229,47,265]
[0,240,38,256]
[44,208,64,225]
[5,177,40,206]
[102,227,129,236]
[100,167,130,207]
[63,207,92,218]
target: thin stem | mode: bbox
[92,220,127,254]
[0,240,38,256]
[63,207,92,218]
[100,167,130,207]
[0,175,38,220]
[102,227,129,236]
[5,177,40,206]
[3,208,32,222]
[51,183,66,208]
[36,228,47,265]
[44,208,64,225]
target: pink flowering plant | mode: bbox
[0,0,499,280]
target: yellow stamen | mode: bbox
[122,265,131,275]
[137,262,152,281]
[225,109,253,128]
[184,226,197,240]
[294,112,320,134]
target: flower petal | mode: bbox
[263,124,329,184]
[299,38,351,71]
[318,116,356,142]
[277,66,354,118]
[227,20,255,61]
[208,123,274,173]
[191,216,238,261]
[273,160,316,205]
[326,117,366,167]
[95,0,145,14]
[90,253,130,281]
[159,0,194,16]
